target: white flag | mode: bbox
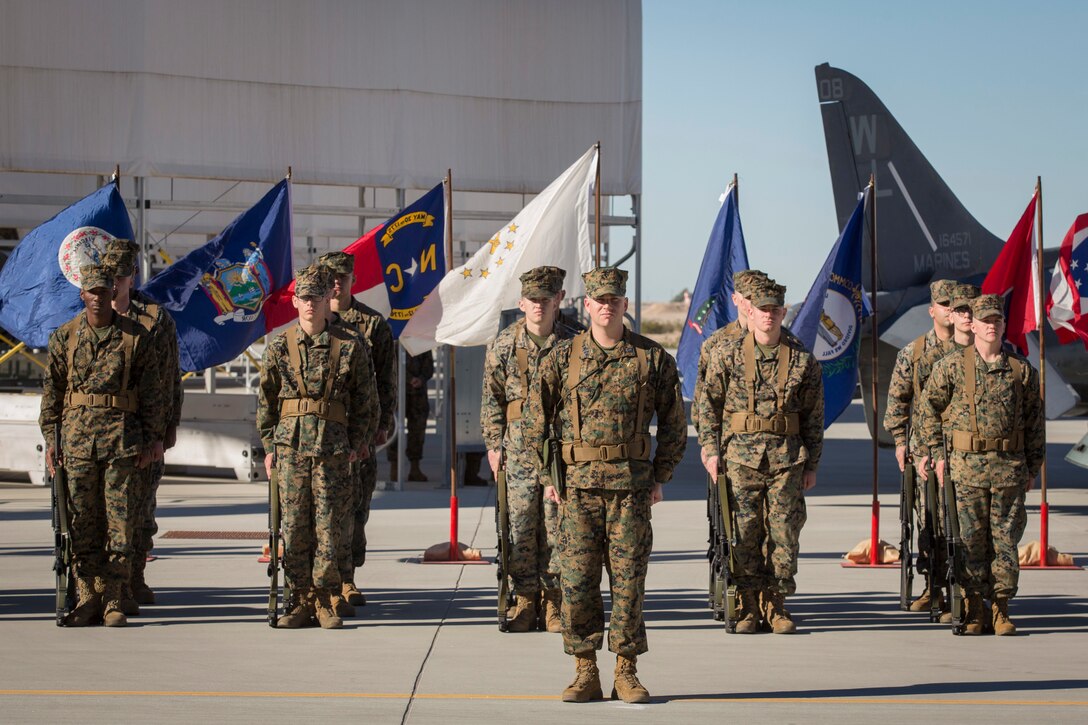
[400,145,598,354]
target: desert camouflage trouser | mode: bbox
[277,446,350,596]
[505,450,559,594]
[132,459,164,556]
[727,459,807,595]
[66,454,140,588]
[954,482,1027,599]
[387,392,429,462]
[559,487,652,658]
[338,450,378,583]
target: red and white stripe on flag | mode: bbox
[1047,213,1088,350]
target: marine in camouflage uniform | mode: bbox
[40,264,164,627]
[882,278,956,613]
[258,266,379,629]
[481,266,573,633]
[917,294,1045,636]
[691,270,764,438]
[103,239,183,611]
[387,347,434,481]
[526,267,686,704]
[318,251,396,610]
[697,277,823,635]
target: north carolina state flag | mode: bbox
[982,191,1038,353]
[264,183,445,335]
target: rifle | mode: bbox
[267,459,281,628]
[709,473,739,632]
[49,428,74,627]
[899,448,915,611]
[923,468,944,623]
[495,451,514,631]
[942,466,965,635]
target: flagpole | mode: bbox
[733,172,739,207]
[868,174,880,566]
[1034,176,1049,566]
[445,168,460,561]
[594,141,602,266]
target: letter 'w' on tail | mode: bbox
[814,63,1004,294]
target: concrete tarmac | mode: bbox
[1,404,1086,723]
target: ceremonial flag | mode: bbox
[1046,213,1088,350]
[263,183,445,337]
[141,180,292,372]
[676,182,749,400]
[0,182,133,349]
[981,191,1038,353]
[792,188,871,428]
[400,146,597,355]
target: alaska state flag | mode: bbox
[141,180,292,372]
[676,182,749,400]
[263,183,445,337]
[0,182,133,349]
[792,187,871,428]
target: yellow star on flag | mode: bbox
[505,241,514,250]
[480,268,490,279]
[462,267,472,278]
[508,223,519,233]
[495,258,504,266]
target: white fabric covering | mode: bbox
[0,0,641,195]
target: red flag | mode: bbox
[981,192,1038,353]
[1046,213,1088,350]
[263,224,385,331]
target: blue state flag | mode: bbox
[0,183,134,349]
[792,188,872,428]
[142,180,292,372]
[375,184,446,338]
[676,183,750,399]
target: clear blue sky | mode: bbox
[637,0,1088,302]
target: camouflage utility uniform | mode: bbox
[482,266,575,631]
[528,308,686,659]
[104,239,183,604]
[320,253,397,595]
[40,265,164,625]
[918,295,1045,632]
[258,275,379,624]
[388,348,433,470]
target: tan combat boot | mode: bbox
[963,592,986,635]
[612,655,650,703]
[408,460,428,482]
[333,590,356,618]
[992,597,1017,636]
[131,557,156,605]
[119,581,140,616]
[765,591,797,634]
[102,580,128,628]
[734,590,762,634]
[506,593,538,633]
[541,589,562,633]
[66,577,102,627]
[909,588,933,612]
[315,590,344,629]
[342,580,366,607]
[278,592,314,629]
[562,654,603,703]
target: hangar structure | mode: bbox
[0,0,643,484]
